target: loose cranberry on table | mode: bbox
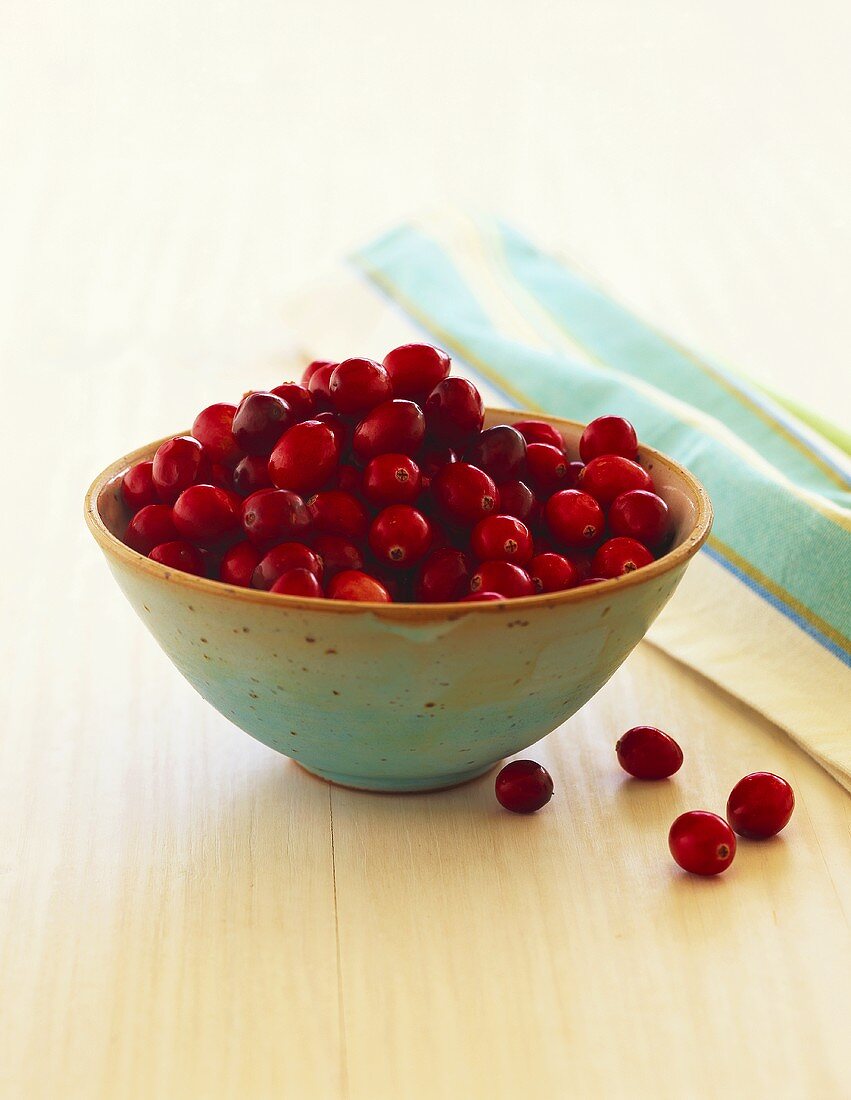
[579,415,638,463]
[233,453,272,497]
[241,488,311,548]
[252,542,323,590]
[308,490,369,540]
[121,460,158,511]
[148,540,205,576]
[497,479,536,523]
[192,403,240,465]
[415,547,471,602]
[312,535,364,579]
[726,772,795,839]
[382,343,450,400]
[525,442,570,494]
[424,377,485,448]
[328,357,393,415]
[362,453,422,506]
[578,454,652,505]
[616,726,683,779]
[432,462,498,526]
[512,419,565,450]
[172,484,241,542]
[125,503,179,555]
[269,420,340,495]
[220,541,262,587]
[669,811,736,876]
[270,568,324,598]
[471,514,533,566]
[232,391,294,456]
[545,490,604,548]
[592,537,655,579]
[469,560,535,598]
[608,489,669,548]
[327,569,392,603]
[369,505,432,568]
[152,436,210,503]
[467,425,527,482]
[529,552,577,593]
[270,382,315,420]
[352,399,426,462]
[495,760,554,814]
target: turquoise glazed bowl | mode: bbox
[85,410,712,791]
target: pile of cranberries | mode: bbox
[497,729,794,878]
[119,344,671,602]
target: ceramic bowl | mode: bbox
[85,409,712,791]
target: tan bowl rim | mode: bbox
[84,407,713,619]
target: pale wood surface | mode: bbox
[2,2,850,1097]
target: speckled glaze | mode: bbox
[85,410,712,791]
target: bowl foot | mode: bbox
[297,761,499,793]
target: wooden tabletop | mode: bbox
[2,3,850,1097]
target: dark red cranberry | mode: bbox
[313,535,364,578]
[419,445,457,479]
[172,485,241,541]
[269,421,340,495]
[148,540,205,576]
[565,550,595,580]
[564,461,584,488]
[241,488,311,548]
[124,504,178,554]
[312,412,350,453]
[525,443,569,494]
[669,812,736,876]
[415,547,471,602]
[579,415,638,463]
[329,357,393,415]
[496,479,536,523]
[233,453,272,496]
[301,359,336,385]
[495,760,554,813]
[529,552,577,593]
[467,425,527,482]
[232,392,294,456]
[362,454,422,506]
[152,436,210,503]
[432,463,498,526]
[209,462,234,491]
[383,343,450,400]
[306,362,336,406]
[424,378,484,448]
[338,464,362,494]
[545,490,604,548]
[727,773,795,838]
[308,490,368,540]
[352,400,425,462]
[471,515,533,565]
[369,505,432,568]
[512,419,565,450]
[469,560,534,598]
[219,541,261,587]
[609,490,669,548]
[252,542,323,590]
[616,726,683,779]
[327,570,392,602]
[460,591,504,602]
[578,455,652,505]
[192,403,240,465]
[270,568,324,598]
[592,537,654,578]
[270,383,315,420]
[121,461,158,511]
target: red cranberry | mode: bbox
[313,534,364,578]
[121,461,158,511]
[416,547,471,602]
[497,480,536,523]
[152,436,210,503]
[383,343,450,400]
[270,568,324,598]
[269,421,340,495]
[420,445,457,480]
[669,812,736,876]
[312,412,350,453]
[525,443,571,495]
[369,505,432,568]
[579,415,638,463]
[327,570,392,602]
[233,454,272,496]
[308,490,368,540]
[609,490,669,548]
[173,485,241,541]
[362,454,422,506]
[232,392,294,456]
[306,362,336,406]
[124,504,178,554]
[148,540,205,576]
[529,552,577,593]
[578,455,652,505]
[564,461,585,488]
[471,515,533,566]
[565,550,595,580]
[467,425,527,482]
[301,359,336,385]
[329,357,393,415]
[192,403,240,465]
[727,773,795,838]
[545,490,604,548]
[592,537,654,578]
[469,560,534,598]
[495,760,554,813]
[433,463,498,526]
[241,488,311,547]
[337,464,362,494]
[270,382,315,420]
[209,462,235,491]
[512,419,565,450]
[352,400,425,462]
[424,378,484,448]
[252,541,323,590]
[220,541,261,587]
[616,726,683,779]
[460,591,504,602]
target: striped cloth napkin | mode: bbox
[281,211,851,792]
